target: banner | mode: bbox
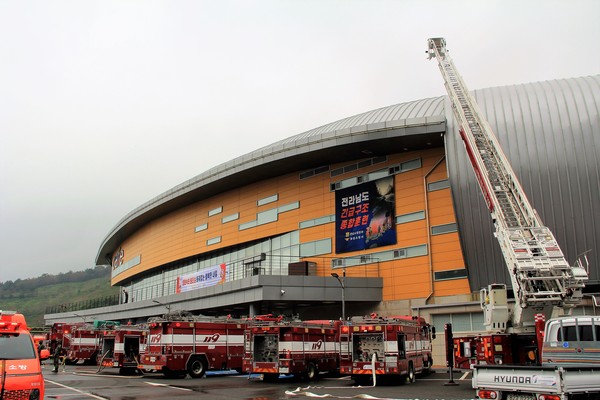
[335,176,396,253]
[176,263,228,293]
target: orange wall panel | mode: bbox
[111,148,472,303]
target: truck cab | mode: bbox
[0,310,45,400]
[542,315,600,367]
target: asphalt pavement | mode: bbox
[43,363,476,400]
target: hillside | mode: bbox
[0,266,119,327]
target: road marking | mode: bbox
[144,381,193,391]
[73,372,144,379]
[459,371,470,380]
[45,379,107,399]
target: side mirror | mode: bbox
[431,326,436,339]
[40,349,50,360]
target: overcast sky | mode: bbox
[1,0,599,283]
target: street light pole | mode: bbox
[331,270,346,321]
[152,299,171,314]
[72,313,87,323]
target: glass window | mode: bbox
[315,238,332,255]
[279,202,299,213]
[368,169,389,181]
[257,209,278,225]
[428,179,450,191]
[434,269,468,281]
[397,211,425,224]
[208,206,223,217]
[300,242,316,257]
[195,223,208,232]
[331,168,344,177]
[0,334,36,359]
[222,213,239,223]
[239,220,257,230]
[207,236,222,246]
[299,219,314,229]
[401,158,422,172]
[431,223,458,235]
[258,194,278,206]
[406,245,428,258]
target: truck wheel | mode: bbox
[187,357,207,379]
[406,362,416,384]
[262,373,279,382]
[306,362,319,381]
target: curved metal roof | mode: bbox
[96,75,600,290]
[96,96,446,265]
[446,75,600,288]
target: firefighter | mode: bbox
[37,341,45,364]
[53,343,63,372]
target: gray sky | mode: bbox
[1,0,599,283]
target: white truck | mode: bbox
[426,37,599,400]
[473,316,600,400]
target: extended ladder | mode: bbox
[427,38,587,329]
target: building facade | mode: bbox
[46,75,600,365]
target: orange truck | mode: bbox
[0,310,49,400]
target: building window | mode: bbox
[434,268,468,281]
[427,179,450,191]
[278,201,299,213]
[208,206,223,217]
[396,211,425,224]
[300,215,335,229]
[239,220,257,231]
[389,158,422,174]
[194,223,208,233]
[300,165,329,180]
[300,238,332,257]
[400,158,422,172]
[431,222,458,235]
[207,236,222,246]
[222,213,239,224]
[432,312,484,333]
[258,194,278,206]
[257,208,278,225]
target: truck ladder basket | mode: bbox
[426,38,587,322]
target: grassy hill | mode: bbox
[0,266,119,328]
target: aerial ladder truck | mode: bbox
[427,37,600,400]
[427,37,589,362]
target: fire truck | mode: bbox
[138,315,246,378]
[338,314,435,385]
[243,315,341,381]
[427,38,600,399]
[66,323,103,365]
[97,323,148,375]
[49,321,86,364]
[0,310,48,400]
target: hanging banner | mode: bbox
[335,176,396,254]
[176,263,228,293]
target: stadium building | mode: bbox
[46,75,600,363]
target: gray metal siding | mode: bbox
[445,75,600,289]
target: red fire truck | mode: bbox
[49,322,86,364]
[338,314,435,385]
[138,316,246,378]
[66,324,103,365]
[97,324,148,375]
[243,315,341,381]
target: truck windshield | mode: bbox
[0,333,36,360]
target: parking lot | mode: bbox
[43,363,476,400]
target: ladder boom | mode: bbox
[427,38,587,330]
